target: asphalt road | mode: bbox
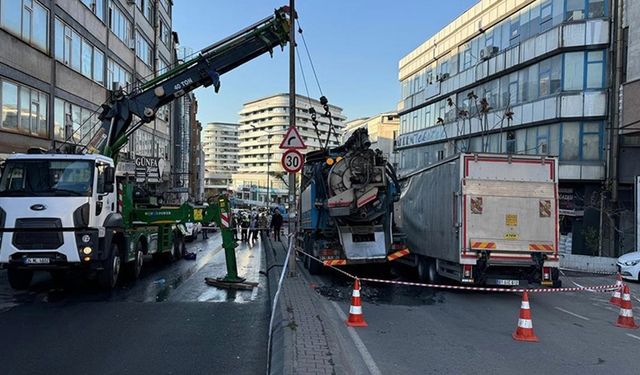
[304,262,640,375]
[0,232,268,375]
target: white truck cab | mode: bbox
[0,152,120,289]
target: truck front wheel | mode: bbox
[8,268,33,290]
[98,242,121,289]
[125,242,144,280]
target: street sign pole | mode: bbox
[288,0,297,277]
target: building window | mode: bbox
[108,1,131,43]
[561,122,580,161]
[80,0,105,21]
[1,79,48,137]
[588,0,606,18]
[135,32,152,66]
[54,18,105,85]
[159,18,171,47]
[136,0,153,21]
[581,122,602,160]
[563,52,584,91]
[586,50,605,89]
[506,131,516,153]
[566,0,585,20]
[0,0,49,53]
[107,59,132,89]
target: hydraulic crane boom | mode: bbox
[86,6,291,159]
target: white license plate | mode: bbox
[25,257,50,264]
[496,279,520,286]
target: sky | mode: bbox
[172,0,477,125]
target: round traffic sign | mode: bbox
[281,149,304,173]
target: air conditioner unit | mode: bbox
[436,73,450,82]
[480,46,499,60]
[128,38,136,50]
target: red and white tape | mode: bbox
[296,248,619,294]
[357,277,619,294]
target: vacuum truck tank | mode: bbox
[298,128,408,274]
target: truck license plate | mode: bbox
[25,257,50,264]
[496,279,520,286]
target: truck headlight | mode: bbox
[82,235,91,243]
[82,247,93,255]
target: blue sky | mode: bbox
[172,0,477,124]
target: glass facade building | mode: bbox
[398,0,615,256]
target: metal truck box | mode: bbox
[399,153,558,265]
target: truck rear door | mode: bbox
[461,155,557,263]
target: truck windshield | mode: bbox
[0,160,94,197]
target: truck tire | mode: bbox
[125,242,144,280]
[173,235,185,261]
[98,242,121,289]
[308,251,323,275]
[7,268,33,290]
[417,256,429,283]
[551,268,562,288]
[427,259,441,284]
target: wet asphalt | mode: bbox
[0,232,268,375]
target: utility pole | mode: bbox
[288,0,297,276]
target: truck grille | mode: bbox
[13,219,63,250]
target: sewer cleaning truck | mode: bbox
[396,153,560,287]
[299,128,408,274]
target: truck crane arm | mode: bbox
[87,6,291,159]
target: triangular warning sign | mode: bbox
[279,126,307,149]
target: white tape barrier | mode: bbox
[266,233,294,375]
[296,248,619,294]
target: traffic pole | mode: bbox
[288,0,297,277]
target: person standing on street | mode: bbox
[249,210,259,247]
[271,208,283,242]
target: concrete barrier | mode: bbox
[560,253,617,274]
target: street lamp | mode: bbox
[250,124,273,207]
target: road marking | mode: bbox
[330,301,382,375]
[569,280,598,293]
[626,333,640,342]
[554,307,590,321]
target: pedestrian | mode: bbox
[249,211,259,246]
[202,222,209,239]
[240,214,249,242]
[258,213,268,236]
[271,208,283,242]
[231,215,238,241]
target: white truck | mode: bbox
[397,153,560,287]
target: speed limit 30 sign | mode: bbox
[281,149,304,173]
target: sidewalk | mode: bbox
[264,235,343,375]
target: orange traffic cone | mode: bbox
[610,273,623,306]
[615,284,638,329]
[345,278,368,327]
[512,291,539,342]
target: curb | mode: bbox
[263,233,289,375]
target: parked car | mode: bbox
[617,251,640,281]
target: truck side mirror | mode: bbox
[104,166,115,193]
